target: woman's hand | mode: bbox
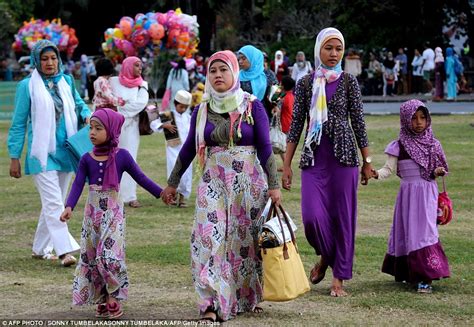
[60,207,72,222]
[161,186,177,205]
[281,165,293,190]
[435,167,446,177]
[85,117,90,125]
[268,188,282,207]
[10,159,21,178]
[360,163,373,185]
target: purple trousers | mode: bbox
[301,135,358,280]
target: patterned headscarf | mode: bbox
[91,108,125,191]
[119,56,143,88]
[398,99,448,181]
[305,27,345,153]
[238,45,267,100]
[30,40,64,82]
[196,50,255,168]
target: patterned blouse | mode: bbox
[287,72,369,169]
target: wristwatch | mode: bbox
[363,156,372,164]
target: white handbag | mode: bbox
[269,114,287,154]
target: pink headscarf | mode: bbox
[91,108,125,191]
[119,56,144,88]
[195,50,254,168]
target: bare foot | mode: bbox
[330,278,348,297]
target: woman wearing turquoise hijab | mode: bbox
[8,40,91,266]
[238,45,275,116]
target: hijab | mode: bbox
[305,27,345,156]
[296,51,307,69]
[91,108,125,191]
[29,40,77,170]
[196,50,255,168]
[238,45,267,100]
[274,50,284,74]
[119,56,143,88]
[398,99,448,181]
[435,47,444,63]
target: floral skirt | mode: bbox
[192,146,268,321]
[73,185,128,305]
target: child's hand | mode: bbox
[118,97,126,106]
[163,123,177,133]
[161,186,177,205]
[60,207,72,222]
[371,168,379,179]
[435,167,446,177]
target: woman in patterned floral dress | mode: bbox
[282,27,373,297]
[162,50,281,322]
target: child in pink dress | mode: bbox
[372,99,450,293]
[93,58,125,111]
[60,108,163,318]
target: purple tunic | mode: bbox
[381,141,450,283]
[66,149,163,210]
[301,77,359,280]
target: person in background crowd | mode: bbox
[395,48,408,95]
[422,43,435,95]
[270,50,289,83]
[366,52,382,95]
[383,51,396,96]
[411,49,424,94]
[165,59,190,112]
[433,47,445,101]
[291,51,313,82]
[344,49,362,79]
[110,56,149,208]
[445,47,458,101]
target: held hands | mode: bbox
[60,207,72,222]
[435,167,446,177]
[360,163,374,185]
[161,186,177,205]
[10,159,21,178]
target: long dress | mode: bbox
[380,141,450,283]
[168,100,278,321]
[166,68,190,112]
[65,150,163,304]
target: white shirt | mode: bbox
[422,48,435,71]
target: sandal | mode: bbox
[60,254,77,267]
[310,262,327,284]
[128,200,142,208]
[95,304,109,319]
[252,306,264,314]
[32,253,58,260]
[106,301,123,319]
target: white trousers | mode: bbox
[33,171,80,257]
[119,117,140,203]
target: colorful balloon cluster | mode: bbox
[12,18,79,57]
[102,8,199,62]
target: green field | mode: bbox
[0,113,473,325]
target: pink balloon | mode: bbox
[114,38,136,56]
[119,17,134,37]
[131,29,150,48]
[148,23,165,40]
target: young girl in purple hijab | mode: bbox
[60,108,163,318]
[372,99,450,293]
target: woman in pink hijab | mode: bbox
[110,56,149,208]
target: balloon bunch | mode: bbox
[102,8,199,62]
[12,18,79,57]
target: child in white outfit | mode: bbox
[151,90,193,207]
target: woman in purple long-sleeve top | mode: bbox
[162,51,281,322]
[61,109,163,319]
[282,27,374,297]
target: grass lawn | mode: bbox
[0,114,473,325]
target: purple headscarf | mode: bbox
[398,99,448,180]
[91,108,125,191]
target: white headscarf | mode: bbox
[435,47,445,63]
[274,50,284,74]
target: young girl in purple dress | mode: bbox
[60,108,163,318]
[372,99,450,293]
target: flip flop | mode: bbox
[310,262,326,284]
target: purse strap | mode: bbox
[441,175,447,193]
[273,204,298,259]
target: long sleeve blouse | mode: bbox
[287,72,369,169]
[7,74,91,175]
[168,100,279,189]
[65,149,163,210]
